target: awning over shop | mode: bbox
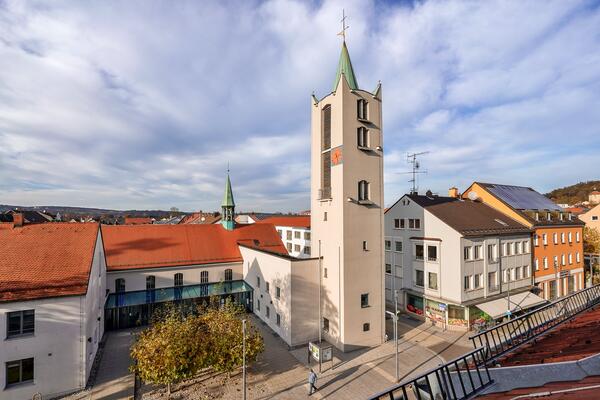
[475,291,546,319]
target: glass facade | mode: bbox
[105,280,253,330]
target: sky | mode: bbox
[1,0,599,212]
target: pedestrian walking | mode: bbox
[308,369,318,396]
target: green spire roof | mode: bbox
[333,41,358,91]
[221,173,235,207]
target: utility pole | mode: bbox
[242,319,247,400]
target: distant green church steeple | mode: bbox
[333,41,359,91]
[221,172,235,230]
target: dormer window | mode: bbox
[357,99,368,120]
[357,127,369,148]
[547,212,552,221]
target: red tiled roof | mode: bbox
[0,223,99,302]
[591,191,600,195]
[257,216,310,229]
[499,306,600,367]
[124,217,152,225]
[179,212,221,225]
[101,223,287,271]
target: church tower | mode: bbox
[310,40,385,351]
[221,172,235,230]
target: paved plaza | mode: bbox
[87,314,473,399]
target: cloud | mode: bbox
[0,0,599,211]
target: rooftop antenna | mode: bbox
[396,151,429,195]
[337,9,349,41]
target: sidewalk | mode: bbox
[91,330,136,400]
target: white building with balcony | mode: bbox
[385,193,544,330]
[258,216,312,258]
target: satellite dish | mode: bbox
[468,191,479,201]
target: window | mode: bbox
[415,244,424,260]
[523,265,530,278]
[277,229,282,238]
[7,310,35,338]
[535,259,539,271]
[363,323,370,332]
[266,306,270,318]
[324,212,327,221]
[554,256,559,268]
[174,273,183,286]
[5,358,34,387]
[294,244,301,252]
[323,317,329,333]
[544,257,548,269]
[304,232,311,240]
[474,274,481,289]
[358,180,370,201]
[276,313,281,326]
[146,275,156,290]
[395,241,403,252]
[428,272,438,290]
[266,282,270,293]
[510,242,516,255]
[427,245,438,261]
[400,219,405,229]
[357,99,368,119]
[561,254,566,266]
[385,263,392,274]
[357,127,369,147]
[577,252,581,263]
[394,218,401,229]
[488,272,497,289]
[568,253,573,264]
[224,269,233,281]
[415,270,424,287]
[504,269,511,283]
[515,267,521,280]
[568,232,572,243]
[576,231,581,242]
[516,242,522,255]
[287,231,292,240]
[501,243,507,256]
[361,293,369,308]
[524,241,530,253]
[324,268,328,278]
[553,233,558,244]
[322,105,331,149]
[257,299,261,311]
[304,246,311,255]
[385,240,391,251]
[474,245,483,260]
[549,280,557,300]
[115,278,126,293]
[593,216,599,221]
[464,276,471,290]
[276,286,281,299]
[561,233,565,243]
[286,242,292,252]
[464,246,472,260]
[363,241,368,251]
[256,276,261,288]
[488,244,496,261]
[415,219,421,229]
[409,218,421,229]
[294,231,301,239]
[534,235,539,246]
[543,234,548,245]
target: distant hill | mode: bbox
[546,181,600,205]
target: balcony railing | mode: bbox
[469,283,600,365]
[368,347,493,400]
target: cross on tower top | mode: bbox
[338,9,349,42]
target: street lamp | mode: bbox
[242,319,247,400]
[385,289,400,382]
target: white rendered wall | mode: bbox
[106,262,243,292]
[0,295,86,400]
[276,225,311,258]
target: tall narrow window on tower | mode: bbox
[357,99,368,120]
[357,126,369,148]
[358,180,370,202]
[321,105,332,199]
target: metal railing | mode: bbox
[469,284,600,365]
[368,347,493,400]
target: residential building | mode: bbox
[179,211,221,225]
[258,216,311,258]
[385,193,540,330]
[580,203,600,232]
[589,190,600,205]
[123,216,153,225]
[310,40,384,350]
[462,183,585,300]
[0,223,105,400]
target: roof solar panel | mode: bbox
[486,184,561,211]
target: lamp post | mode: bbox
[394,289,399,382]
[242,319,247,400]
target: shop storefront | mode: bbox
[406,293,424,316]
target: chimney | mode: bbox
[449,187,459,198]
[13,212,24,227]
